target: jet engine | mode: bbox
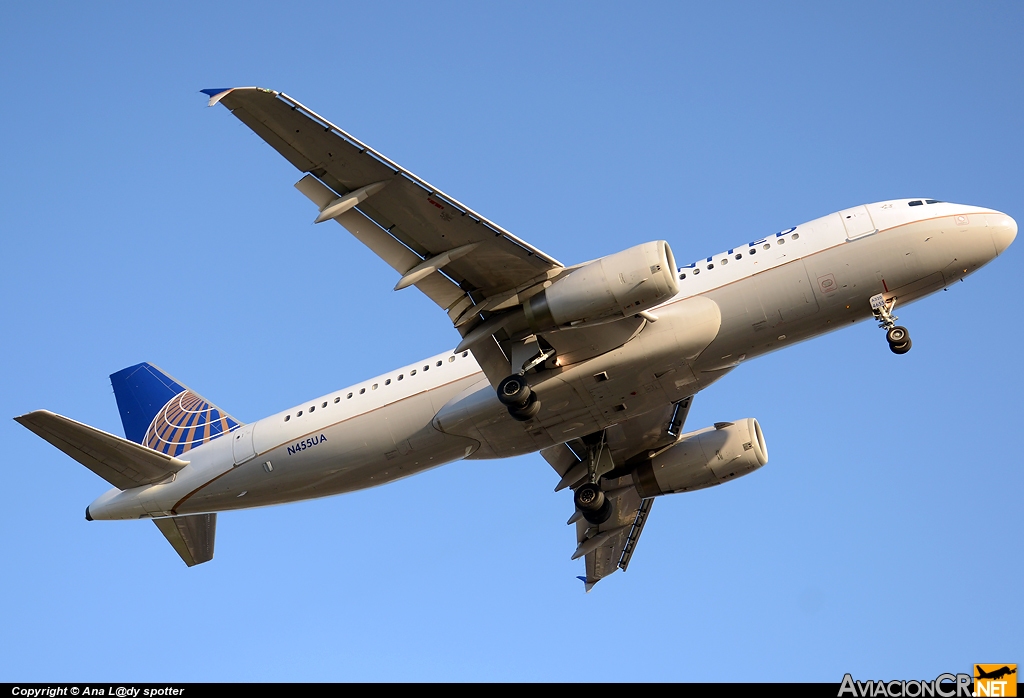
[524,241,678,332]
[632,418,768,497]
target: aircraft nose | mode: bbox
[992,213,1017,255]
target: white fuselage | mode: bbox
[87,200,1016,520]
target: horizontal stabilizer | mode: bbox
[15,410,188,490]
[153,514,216,566]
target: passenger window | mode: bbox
[462,351,468,358]
[398,374,404,381]
[359,388,366,395]
[436,361,442,367]
[778,238,785,245]
[284,415,290,422]
[791,233,799,240]
[410,370,417,376]
[385,379,391,386]
[372,384,378,390]
[763,243,770,250]
[720,259,728,265]
[298,410,303,417]
[735,253,742,260]
[693,268,700,275]
[749,248,756,255]
[309,406,315,412]
[424,365,429,371]
[707,264,714,270]
[334,397,340,403]
[449,357,455,363]
[679,273,686,280]
[322,402,327,408]
[347,393,353,399]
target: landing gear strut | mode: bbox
[572,431,613,525]
[871,293,912,355]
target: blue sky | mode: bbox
[2,1,1021,682]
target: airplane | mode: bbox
[975,666,1016,681]
[974,663,1015,679]
[14,87,1017,591]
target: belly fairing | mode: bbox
[436,296,723,459]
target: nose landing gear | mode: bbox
[871,293,912,354]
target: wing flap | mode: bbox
[576,475,647,588]
[153,514,216,566]
[15,410,188,490]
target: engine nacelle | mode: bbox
[632,418,768,497]
[525,240,678,332]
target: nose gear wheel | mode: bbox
[871,294,912,355]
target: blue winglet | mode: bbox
[200,88,235,107]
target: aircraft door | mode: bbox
[232,424,257,465]
[840,205,877,240]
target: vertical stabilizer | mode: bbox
[110,362,242,457]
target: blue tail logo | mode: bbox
[110,363,242,457]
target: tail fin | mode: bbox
[110,362,242,457]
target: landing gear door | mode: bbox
[232,423,257,465]
[840,205,877,240]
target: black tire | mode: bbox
[583,498,613,525]
[889,338,912,354]
[886,326,909,345]
[574,482,605,512]
[508,394,541,421]
[497,374,532,407]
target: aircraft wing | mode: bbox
[541,397,693,591]
[204,87,565,384]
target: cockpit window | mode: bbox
[925,199,942,204]
[909,200,923,206]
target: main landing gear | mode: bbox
[497,374,540,421]
[574,482,612,525]
[496,345,555,421]
[572,431,613,525]
[871,293,912,355]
